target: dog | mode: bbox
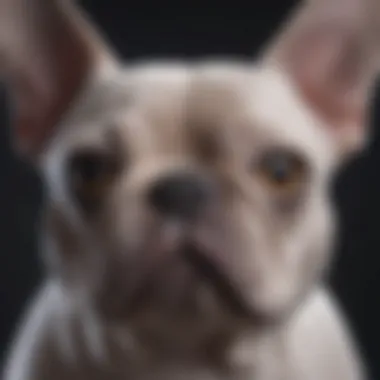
[1,0,378,379]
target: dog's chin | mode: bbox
[95,227,282,340]
[125,242,250,321]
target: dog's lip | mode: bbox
[180,240,252,319]
[124,223,258,321]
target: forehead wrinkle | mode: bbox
[120,64,193,158]
[185,64,255,134]
[114,110,156,161]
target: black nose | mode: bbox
[148,172,211,219]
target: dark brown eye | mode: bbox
[68,148,120,206]
[256,149,307,192]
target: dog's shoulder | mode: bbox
[2,281,66,379]
[284,287,366,380]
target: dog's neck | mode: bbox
[57,286,286,380]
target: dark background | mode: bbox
[1,0,379,378]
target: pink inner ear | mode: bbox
[1,0,99,157]
[12,39,93,156]
[286,25,366,130]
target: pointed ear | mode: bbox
[0,0,118,158]
[261,0,380,158]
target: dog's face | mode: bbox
[44,64,335,334]
[1,0,379,349]
[39,63,336,346]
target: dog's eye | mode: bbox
[256,150,307,192]
[68,149,119,204]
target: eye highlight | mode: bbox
[68,148,120,208]
[255,149,307,192]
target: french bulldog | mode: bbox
[1,0,378,379]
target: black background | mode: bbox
[1,1,380,378]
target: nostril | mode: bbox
[147,172,211,219]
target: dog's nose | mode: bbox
[148,172,211,220]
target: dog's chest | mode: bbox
[95,326,290,380]
[124,350,288,380]
[130,366,287,380]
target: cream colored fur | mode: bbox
[1,0,378,379]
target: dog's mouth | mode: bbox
[122,233,263,324]
[181,241,251,319]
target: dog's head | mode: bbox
[1,0,379,350]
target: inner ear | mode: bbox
[288,26,367,126]
[0,0,118,159]
[260,0,380,157]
